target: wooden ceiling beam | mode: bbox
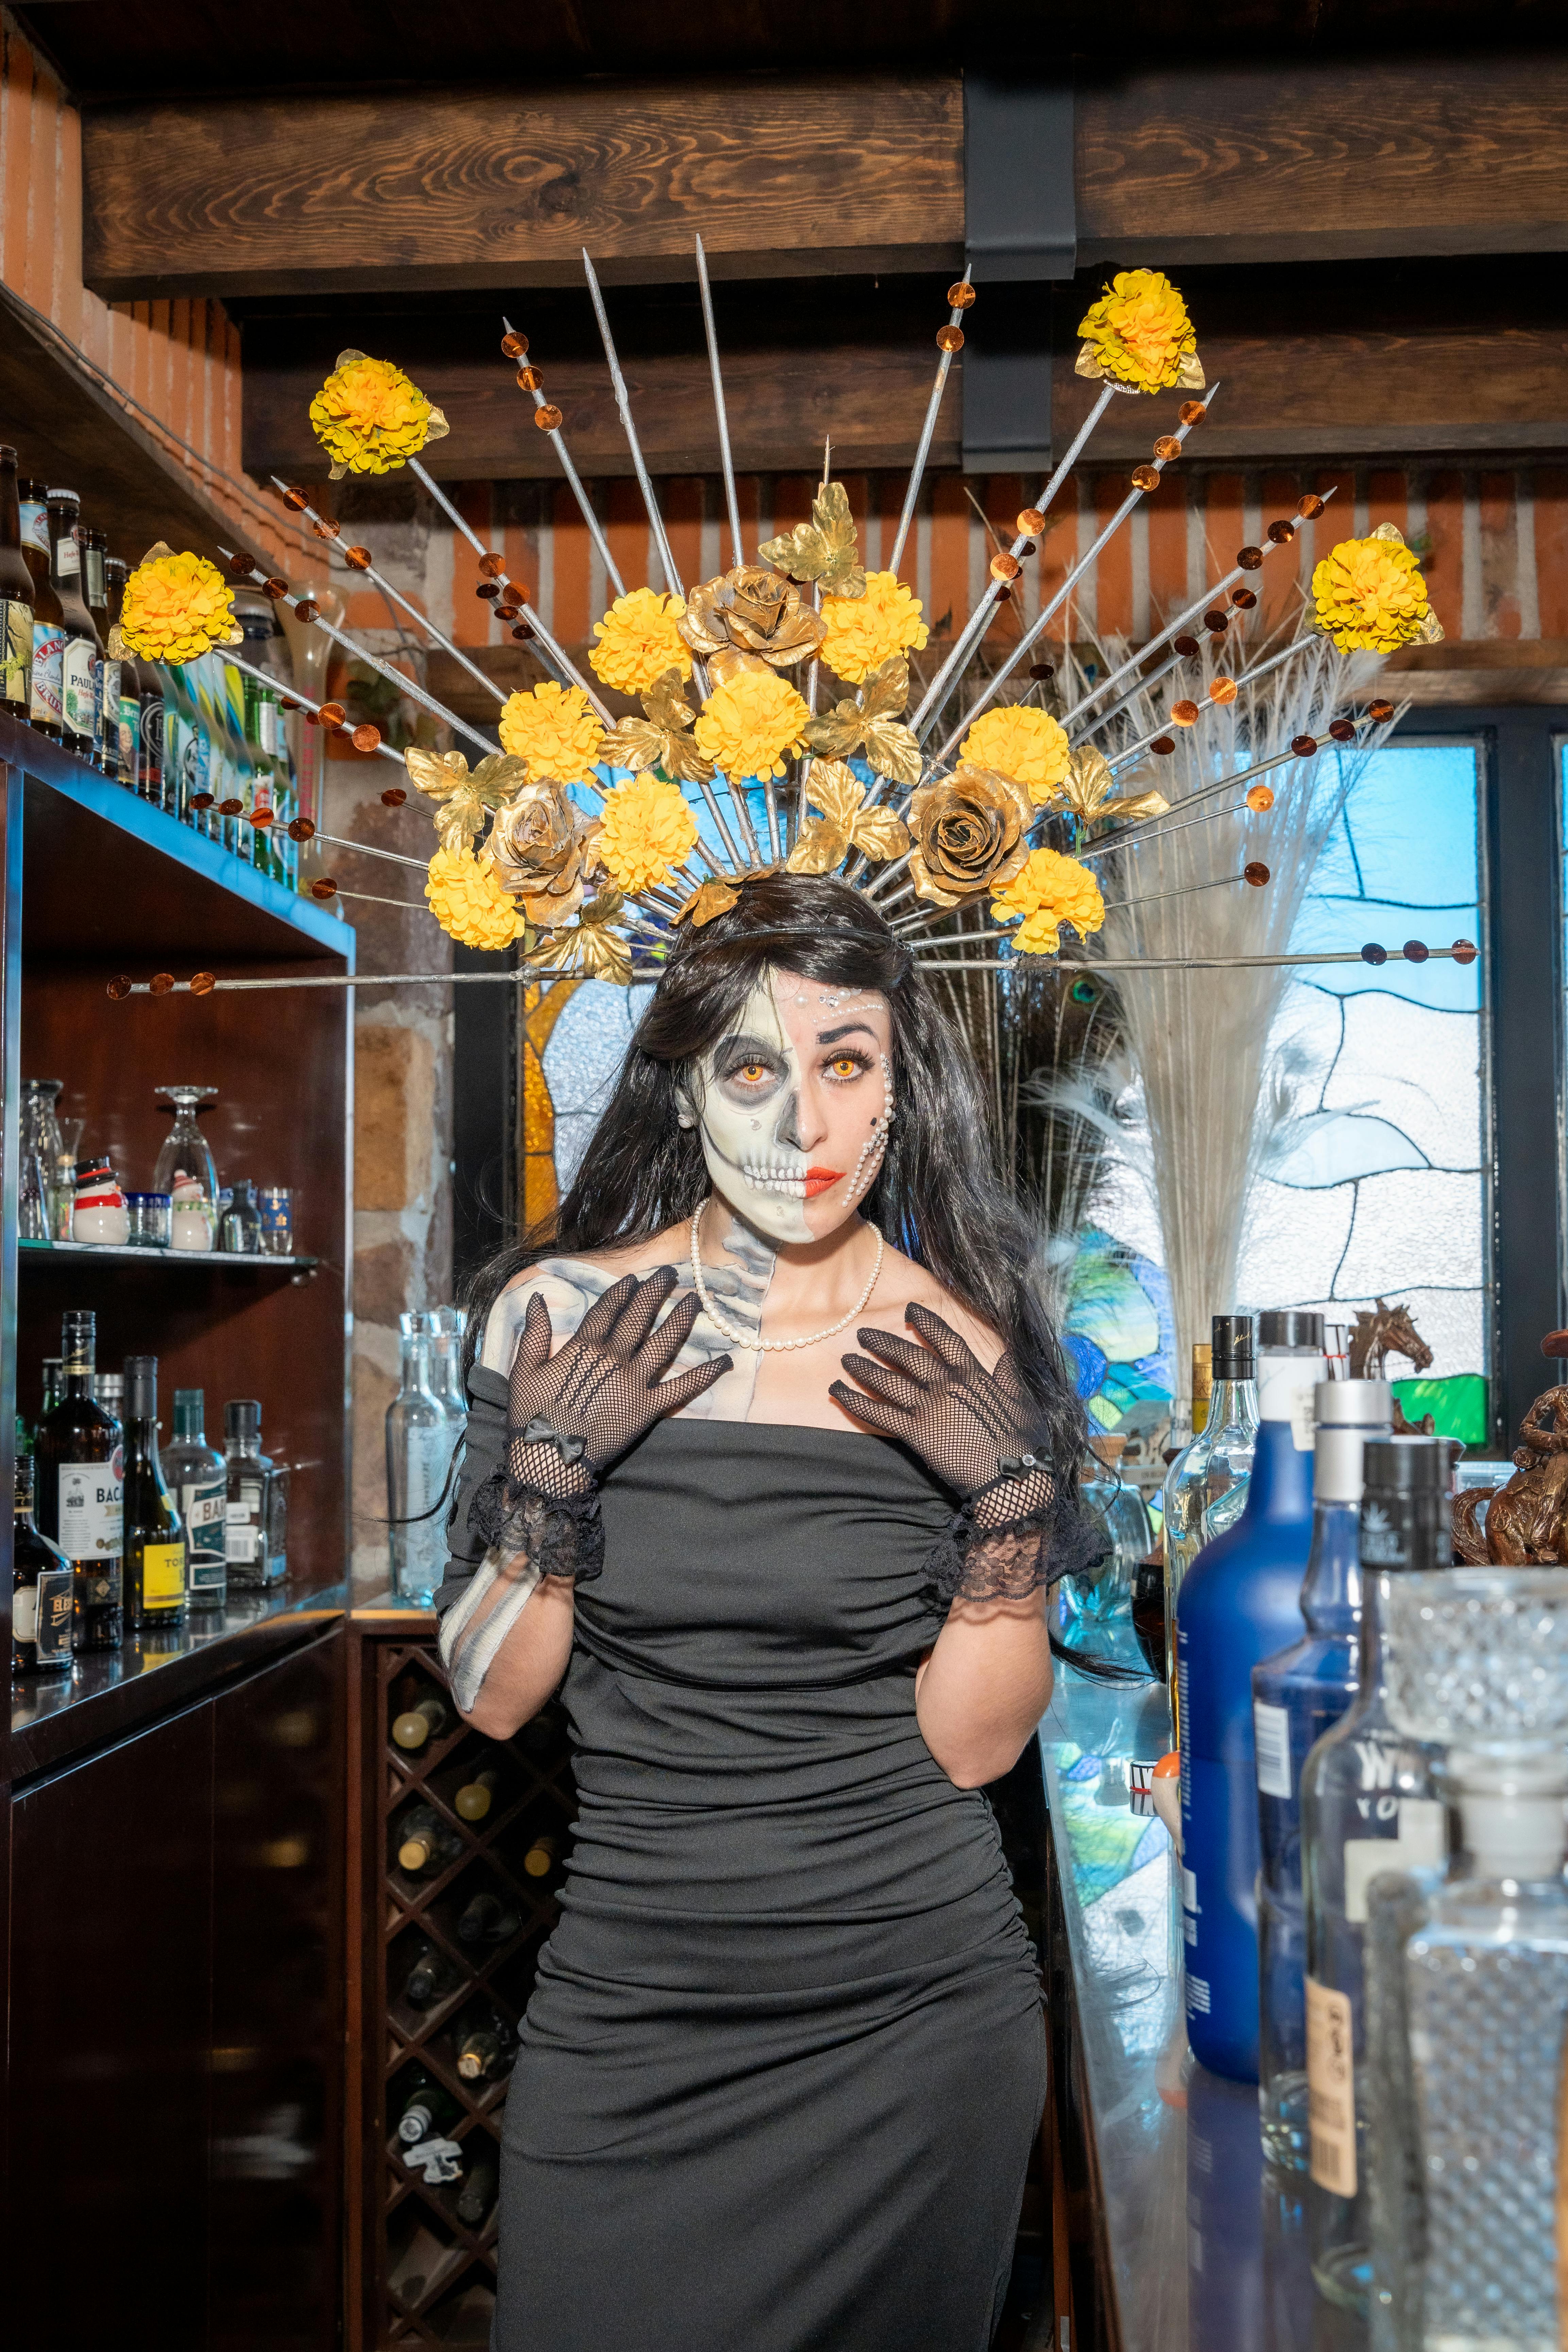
[81,54,1568,306]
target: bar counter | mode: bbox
[1039,1668,1364,2352]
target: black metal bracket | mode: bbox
[962,72,1076,475]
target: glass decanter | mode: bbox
[1366,1567,1568,2352]
[153,1086,219,1212]
[387,1313,457,1607]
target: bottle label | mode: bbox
[98,656,120,749]
[1,598,32,707]
[62,638,96,738]
[55,533,81,579]
[56,1461,123,1558]
[1252,1700,1292,1798]
[1306,1977,1357,2196]
[181,1476,228,1590]
[14,1566,73,1659]
[1342,1798,1446,1923]
[119,694,139,778]
[1257,1359,1322,1449]
[225,1483,263,1563]
[138,1540,186,1607]
[84,543,105,606]
[30,623,64,726]
[20,498,48,556]
[139,695,165,778]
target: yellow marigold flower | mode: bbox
[960,705,1072,806]
[692,668,810,781]
[991,847,1106,957]
[309,351,445,479]
[819,570,929,685]
[424,847,527,952]
[598,775,699,893]
[118,546,238,664]
[1077,270,1198,394]
[497,682,606,784]
[1311,534,1433,654]
[590,587,692,696]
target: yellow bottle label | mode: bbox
[140,1540,186,1606]
[1306,1977,1356,2196]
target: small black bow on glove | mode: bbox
[830,1303,1060,1604]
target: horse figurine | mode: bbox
[1452,1330,1568,1565]
[1347,1299,1434,1382]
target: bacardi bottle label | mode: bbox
[62,638,96,741]
[15,1568,74,1661]
[55,1459,123,1558]
[1306,1977,1357,2196]
[1,599,32,708]
[30,623,64,727]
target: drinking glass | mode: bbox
[153,1086,219,1210]
[53,1117,83,1240]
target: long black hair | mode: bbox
[465,873,1091,1500]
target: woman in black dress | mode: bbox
[435,872,1094,2352]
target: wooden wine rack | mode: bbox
[350,1616,576,2351]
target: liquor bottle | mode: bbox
[0,444,35,720]
[1251,1380,1393,2170]
[101,555,143,791]
[1300,1437,1450,2315]
[1178,1310,1326,2082]
[223,1400,287,1588]
[456,2154,498,2227]
[162,1388,227,1612]
[1365,1564,1568,2352]
[121,1356,187,1631]
[1162,1315,1257,1707]
[396,2069,462,2147]
[1190,1339,1213,1436]
[33,1310,123,1651]
[455,2010,517,2082]
[13,1451,74,1674]
[81,526,120,780]
[392,1691,450,1751]
[395,1805,463,1877]
[46,493,104,766]
[20,478,64,741]
[454,1763,501,1822]
[404,1941,460,2010]
[387,1311,456,1607]
[457,1886,522,1946]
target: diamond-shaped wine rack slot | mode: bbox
[372,1642,575,2350]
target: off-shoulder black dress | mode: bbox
[439,1411,1047,2352]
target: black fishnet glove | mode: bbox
[479,1267,731,1583]
[830,1303,1061,1604]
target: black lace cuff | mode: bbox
[468,1472,605,1585]
[926,1484,1107,1606]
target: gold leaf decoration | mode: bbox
[802,655,923,789]
[759,481,866,599]
[406,745,531,856]
[676,877,743,928]
[529,888,633,985]
[602,668,716,785]
[785,761,911,875]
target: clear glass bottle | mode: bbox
[1163,1314,1257,1721]
[224,1400,286,1589]
[47,492,103,767]
[1252,1379,1393,2171]
[1300,1436,1450,2314]
[387,1312,456,1607]
[20,476,64,741]
[218,1178,263,1254]
[1366,1567,1568,2352]
[81,525,120,781]
[162,1388,227,1612]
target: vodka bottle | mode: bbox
[1162,1314,1256,1711]
[1299,1437,1449,2314]
[1252,1380,1392,2169]
[387,1313,454,1606]
[1366,1566,1568,2352]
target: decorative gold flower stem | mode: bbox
[581,249,685,599]
[500,314,626,596]
[888,272,972,578]
[694,238,744,574]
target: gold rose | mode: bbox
[1060,745,1169,830]
[678,566,825,681]
[907,765,1033,908]
[483,782,603,930]
[406,745,531,856]
[601,668,716,785]
[801,655,922,790]
[785,763,910,876]
[759,482,866,599]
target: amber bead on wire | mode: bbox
[512,622,534,642]
[1211,677,1239,705]
[218,797,244,817]
[381,787,407,807]
[1173,633,1200,658]
[1017,507,1046,537]
[1172,699,1200,726]
[319,701,346,727]
[1246,783,1275,811]
[1152,735,1176,755]
[1451,938,1478,965]
[150,972,175,995]
[1292,733,1319,756]
[279,486,308,512]
[294,598,320,621]
[478,552,506,579]
[1267,521,1296,545]
[1368,698,1395,722]
[310,516,339,542]
[1131,464,1161,492]
[535,404,563,431]
[1231,587,1257,610]
[1403,939,1429,963]
[311,879,338,900]
[477,581,502,602]
[1244,862,1271,887]
[251,804,274,825]
[1297,493,1327,519]
[1204,609,1229,633]
[1237,547,1264,571]
[1329,719,1357,743]
[191,791,215,810]
[190,972,216,997]
[1179,402,1207,426]
[263,576,289,599]
[1029,662,1054,681]
[228,552,257,579]
[352,724,381,753]
[936,326,965,354]
[990,553,1022,583]
[947,281,976,309]
[501,331,528,358]
[515,366,543,393]
[106,975,132,1001]
[344,546,372,572]
[288,818,316,841]
[1153,436,1182,462]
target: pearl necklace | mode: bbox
[688,1206,885,1353]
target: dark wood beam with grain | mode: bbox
[83,54,1568,306]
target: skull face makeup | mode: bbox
[680,972,894,1245]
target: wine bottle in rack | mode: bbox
[404,1942,460,2010]
[522,1833,558,1880]
[455,1763,501,1822]
[395,1806,463,1877]
[455,2010,517,2083]
[396,2069,461,2147]
[457,1886,522,1946]
[456,2155,498,2228]
[392,1691,450,1751]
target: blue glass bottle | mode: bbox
[1178,1310,1326,2083]
[1250,1380,1392,2168]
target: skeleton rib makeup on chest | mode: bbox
[677,972,894,1245]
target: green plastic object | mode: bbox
[1391,1373,1489,1448]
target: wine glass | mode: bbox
[153,1086,219,1209]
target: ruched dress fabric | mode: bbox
[461,1417,1048,2352]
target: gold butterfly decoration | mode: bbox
[405,746,532,856]
[759,483,866,600]
[785,763,910,875]
[803,656,922,789]
[1060,745,1170,829]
